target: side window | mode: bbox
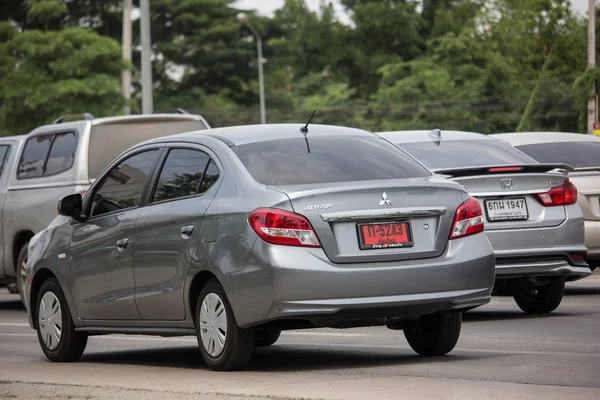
[199,160,220,194]
[17,132,78,178]
[0,145,11,178]
[90,150,159,217]
[45,132,77,175]
[152,149,210,203]
[18,135,52,178]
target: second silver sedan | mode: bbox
[378,129,592,314]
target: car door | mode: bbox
[69,148,162,320]
[133,146,221,320]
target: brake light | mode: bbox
[450,197,485,240]
[488,166,523,172]
[533,179,578,206]
[248,208,321,247]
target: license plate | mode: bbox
[357,221,413,250]
[484,198,529,222]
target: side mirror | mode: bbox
[57,193,84,221]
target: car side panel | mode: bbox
[133,196,216,320]
[69,210,142,320]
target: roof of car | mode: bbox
[491,132,600,146]
[148,123,376,146]
[0,134,27,143]
[377,129,494,144]
[28,113,208,137]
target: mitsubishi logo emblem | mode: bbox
[379,192,392,206]
[500,178,513,190]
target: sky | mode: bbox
[234,0,592,24]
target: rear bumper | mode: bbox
[485,208,591,280]
[494,255,592,281]
[228,233,495,328]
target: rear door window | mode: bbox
[90,150,160,217]
[398,140,534,170]
[18,135,53,178]
[199,160,220,193]
[515,142,600,169]
[152,149,211,203]
[18,132,78,178]
[45,132,77,175]
[232,136,430,185]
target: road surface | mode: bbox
[1,277,599,399]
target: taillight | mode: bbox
[79,191,86,198]
[533,179,578,206]
[450,197,485,240]
[248,208,321,248]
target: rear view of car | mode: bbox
[379,129,592,314]
[493,132,600,269]
[25,124,495,371]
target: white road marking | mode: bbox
[0,323,30,327]
[1,332,599,358]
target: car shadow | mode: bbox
[463,309,588,322]
[565,286,600,295]
[80,344,488,372]
[0,295,26,311]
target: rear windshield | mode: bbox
[515,142,600,169]
[232,136,430,185]
[398,140,534,170]
[88,119,207,179]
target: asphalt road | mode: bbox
[1,277,599,400]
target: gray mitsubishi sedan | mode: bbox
[25,124,495,370]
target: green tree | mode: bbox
[0,3,125,135]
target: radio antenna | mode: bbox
[300,110,316,134]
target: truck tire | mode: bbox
[16,242,29,308]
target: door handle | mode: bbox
[181,225,194,240]
[116,238,129,252]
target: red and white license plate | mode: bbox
[357,221,413,250]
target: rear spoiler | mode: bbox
[432,163,574,178]
[571,166,600,173]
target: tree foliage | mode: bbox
[0,0,596,134]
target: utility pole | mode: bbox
[140,0,153,114]
[121,0,132,115]
[588,0,596,135]
[237,13,266,124]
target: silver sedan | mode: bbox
[378,129,592,314]
[25,124,495,371]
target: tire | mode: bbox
[195,279,255,371]
[404,311,462,356]
[6,283,19,294]
[254,329,281,347]
[514,278,565,314]
[36,278,88,362]
[16,242,29,307]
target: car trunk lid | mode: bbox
[434,164,572,231]
[271,177,466,264]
